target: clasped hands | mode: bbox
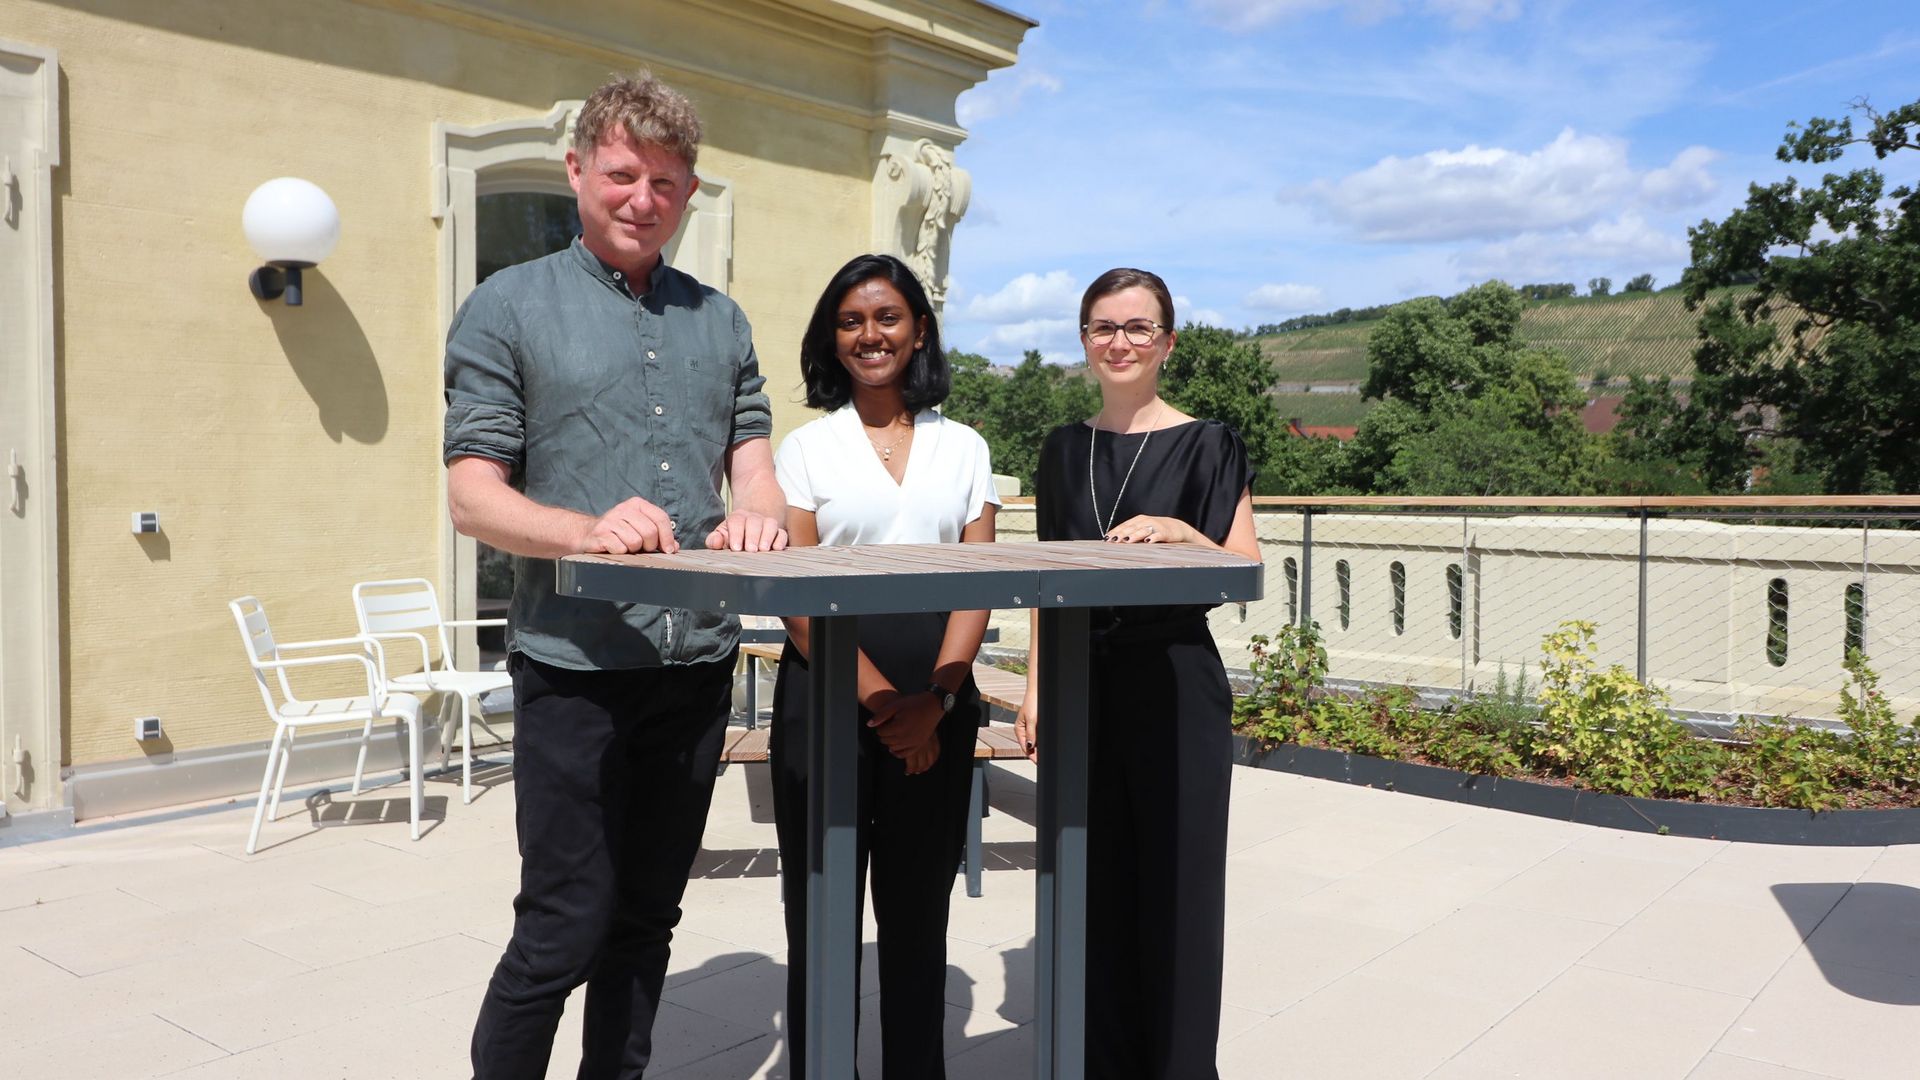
[866,689,946,775]
[581,496,788,554]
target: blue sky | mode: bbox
[943,0,1920,364]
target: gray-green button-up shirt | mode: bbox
[443,238,773,670]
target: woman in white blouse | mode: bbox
[769,253,999,1077]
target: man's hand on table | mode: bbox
[582,497,680,554]
[707,510,788,552]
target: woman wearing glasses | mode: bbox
[769,253,1000,1078]
[1014,268,1258,1079]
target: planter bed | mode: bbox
[1233,735,1920,846]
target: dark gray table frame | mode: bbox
[560,543,1262,1079]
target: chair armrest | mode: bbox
[443,618,507,629]
[276,634,385,653]
[362,630,433,681]
[256,651,383,700]
[275,633,394,685]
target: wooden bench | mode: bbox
[728,641,1028,897]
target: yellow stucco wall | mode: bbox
[6,0,902,767]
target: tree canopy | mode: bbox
[1620,96,1920,493]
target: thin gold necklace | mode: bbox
[865,416,913,462]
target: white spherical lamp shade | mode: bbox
[242,177,340,266]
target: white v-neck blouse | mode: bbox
[774,406,1000,546]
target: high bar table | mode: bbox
[560,540,1263,1079]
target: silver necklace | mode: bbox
[1089,403,1162,534]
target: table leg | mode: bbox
[1035,606,1090,1080]
[806,614,860,1078]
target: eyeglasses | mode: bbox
[1083,319,1166,347]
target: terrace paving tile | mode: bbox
[1715,951,1920,1080]
[1478,846,1699,925]
[1427,964,1748,1080]
[1686,1053,1846,1080]
[3,755,1908,1079]
[19,1011,228,1079]
[1582,893,1814,998]
[1217,971,1514,1080]
[1218,910,1410,1015]
[1355,901,1616,1010]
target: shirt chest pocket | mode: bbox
[682,357,736,446]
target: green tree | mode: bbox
[1588,276,1612,297]
[1630,96,1920,492]
[1160,325,1291,494]
[943,350,1097,494]
[1350,280,1594,494]
[1623,273,1656,293]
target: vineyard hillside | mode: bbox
[1256,287,1773,388]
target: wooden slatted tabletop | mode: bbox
[561,539,1262,617]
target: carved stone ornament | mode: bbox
[872,135,971,308]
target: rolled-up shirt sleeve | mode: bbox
[729,303,773,444]
[443,282,526,469]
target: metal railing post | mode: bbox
[1636,508,1650,683]
[1299,508,1313,628]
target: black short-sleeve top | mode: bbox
[1035,418,1254,632]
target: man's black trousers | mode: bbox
[471,651,733,1080]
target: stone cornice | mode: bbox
[381,0,1028,134]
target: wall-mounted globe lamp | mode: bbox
[242,178,339,306]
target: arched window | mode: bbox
[1335,560,1351,631]
[1390,561,1407,636]
[1447,563,1463,640]
[1766,578,1789,667]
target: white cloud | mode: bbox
[1453,212,1687,281]
[1298,129,1719,243]
[1190,0,1518,30]
[1173,294,1230,327]
[973,317,1080,356]
[1426,0,1521,25]
[963,270,1081,323]
[1242,283,1327,313]
[1640,145,1721,209]
[956,69,1063,127]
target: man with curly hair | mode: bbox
[446,71,787,1078]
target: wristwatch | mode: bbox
[924,683,957,712]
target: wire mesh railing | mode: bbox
[988,497,1920,731]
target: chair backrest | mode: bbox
[353,578,451,668]
[229,596,293,716]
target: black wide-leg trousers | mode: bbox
[471,651,733,1080]
[1085,622,1233,1080]
[768,612,980,1079]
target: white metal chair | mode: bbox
[351,578,509,804]
[229,596,424,854]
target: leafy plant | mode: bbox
[1235,623,1328,744]
[1728,715,1846,810]
[1835,648,1920,782]
[1534,621,1725,798]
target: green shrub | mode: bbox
[1235,623,1327,745]
[1728,715,1846,810]
[1534,621,1725,798]
[1232,618,1916,810]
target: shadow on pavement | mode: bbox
[1773,881,1920,1005]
